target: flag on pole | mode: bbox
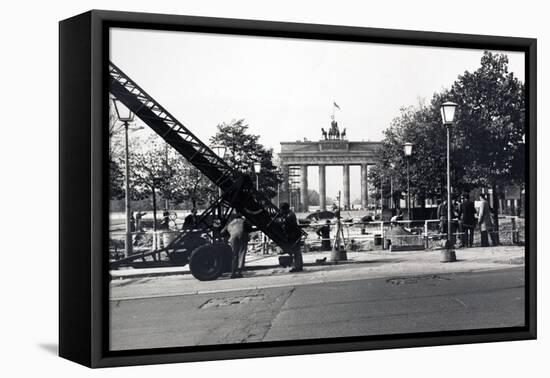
[333,101,341,110]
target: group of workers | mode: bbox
[220,202,303,278]
[437,192,498,247]
[143,190,499,280]
[182,202,303,279]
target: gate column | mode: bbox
[300,165,309,212]
[319,164,326,211]
[361,163,369,210]
[343,164,350,210]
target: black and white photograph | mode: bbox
[3,0,548,374]
[107,26,529,352]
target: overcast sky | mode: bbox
[110,28,525,203]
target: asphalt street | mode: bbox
[110,267,525,351]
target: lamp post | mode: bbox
[440,101,458,262]
[211,145,227,198]
[112,98,136,258]
[379,167,385,215]
[390,162,395,209]
[403,142,413,220]
[253,162,261,190]
[211,145,228,222]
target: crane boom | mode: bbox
[109,62,305,255]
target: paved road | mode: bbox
[110,267,525,351]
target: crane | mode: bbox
[109,62,306,280]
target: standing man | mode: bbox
[221,213,253,279]
[459,193,476,247]
[160,210,171,230]
[183,208,198,229]
[478,193,493,247]
[316,220,332,251]
[134,211,147,232]
[280,202,303,272]
[437,199,448,238]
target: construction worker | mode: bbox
[183,208,198,229]
[133,211,147,232]
[160,210,171,230]
[221,213,253,279]
[316,220,332,251]
[280,202,303,272]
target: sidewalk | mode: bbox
[110,245,525,300]
[111,245,524,279]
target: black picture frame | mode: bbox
[59,9,537,368]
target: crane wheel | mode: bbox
[189,244,230,281]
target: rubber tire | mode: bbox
[168,234,207,266]
[189,244,228,281]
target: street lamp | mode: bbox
[253,162,261,190]
[440,101,458,262]
[113,98,135,124]
[211,145,227,197]
[112,98,135,258]
[403,142,413,220]
[390,162,395,209]
[518,133,526,217]
[211,145,228,220]
[211,145,227,160]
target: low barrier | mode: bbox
[109,216,524,259]
[299,217,523,251]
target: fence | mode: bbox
[297,216,523,251]
[109,228,270,260]
[109,216,524,260]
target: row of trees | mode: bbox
[109,119,282,227]
[368,52,525,228]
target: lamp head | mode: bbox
[403,142,413,157]
[440,101,458,125]
[112,98,134,123]
[211,145,227,158]
[253,162,261,174]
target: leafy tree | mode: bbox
[210,119,281,199]
[369,51,525,237]
[108,108,125,200]
[128,135,174,230]
[307,189,320,206]
[368,103,451,208]
[163,150,217,209]
[449,52,525,239]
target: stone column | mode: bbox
[300,165,309,212]
[342,164,350,210]
[361,163,369,210]
[281,164,290,204]
[319,164,326,211]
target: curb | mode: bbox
[110,249,525,280]
[109,259,364,280]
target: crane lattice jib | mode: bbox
[109,62,306,252]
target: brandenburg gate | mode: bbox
[279,136,382,211]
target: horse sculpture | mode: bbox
[341,128,346,139]
[321,127,328,140]
[330,120,340,140]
